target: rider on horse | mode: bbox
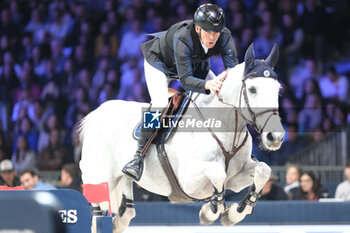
[122,3,239,181]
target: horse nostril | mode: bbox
[267,132,274,141]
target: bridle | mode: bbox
[188,70,280,170]
[217,71,279,134]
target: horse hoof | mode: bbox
[220,203,243,226]
[199,210,214,225]
[199,205,215,225]
[220,208,233,226]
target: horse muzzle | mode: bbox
[261,131,285,151]
[259,115,285,151]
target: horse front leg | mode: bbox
[197,161,227,225]
[221,159,270,226]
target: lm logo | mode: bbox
[143,110,161,129]
[59,209,78,224]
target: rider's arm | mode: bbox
[220,28,239,69]
[173,36,210,94]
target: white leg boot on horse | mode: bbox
[198,161,227,225]
[112,177,136,233]
[221,161,271,226]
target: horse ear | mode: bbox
[265,43,279,68]
[244,43,255,72]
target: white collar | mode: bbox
[200,40,209,54]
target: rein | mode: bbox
[188,97,248,171]
[188,70,279,170]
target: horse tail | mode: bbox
[77,112,93,147]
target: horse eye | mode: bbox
[249,87,257,94]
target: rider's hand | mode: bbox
[205,74,225,94]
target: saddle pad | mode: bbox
[132,93,190,144]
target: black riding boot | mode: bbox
[122,128,153,181]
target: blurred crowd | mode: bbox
[0,0,349,178]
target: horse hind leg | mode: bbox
[112,176,136,233]
[90,203,102,233]
[221,160,270,226]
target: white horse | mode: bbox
[79,44,285,233]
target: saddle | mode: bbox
[132,91,190,144]
[132,90,205,203]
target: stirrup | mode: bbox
[122,159,143,181]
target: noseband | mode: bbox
[218,71,279,133]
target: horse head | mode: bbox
[242,43,285,150]
[220,43,284,150]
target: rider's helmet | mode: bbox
[193,4,225,32]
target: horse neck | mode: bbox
[192,64,247,138]
[195,63,245,108]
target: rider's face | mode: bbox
[195,25,220,49]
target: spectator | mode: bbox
[279,13,303,73]
[58,163,82,192]
[117,66,147,102]
[319,65,349,103]
[91,57,110,103]
[46,8,73,41]
[271,123,307,165]
[77,69,93,101]
[95,21,119,58]
[292,171,329,200]
[260,173,288,201]
[297,93,323,133]
[12,116,38,154]
[18,33,34,64]
[31,45,46,78]
[37,112,63,153]
[97,83,117,106]
[37,129,65,171]
[105,68,120,94]
[0,60,20,104]
[25,8,45,44]
[72,44,92,71]
[39,59,58,86]
[299,78,323,107]
[298,0,327,62]
[58,58,77,102]
[118,19,147,61]
[0,120,11,157]
[11,88,32,124]
[0,7,20,47]
[13,69,41,104]
[289,59,319,100]
[238,27,254,61]
[49,39,66,74]
[65,129,81,164]
[254,23,281,59]
[64,87,90,132]
[19,168,56,190]
[27,99,45,131]
[284,164,302,199]
[11,135,36,173]
[0,159,21,187]
[0,148,6,162]
[334,159,350,201]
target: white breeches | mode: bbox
[144,59,216,108]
